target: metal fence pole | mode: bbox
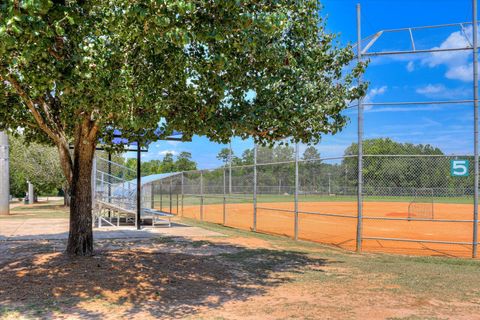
[91,155,97,208]
[223,167,226,225]
[200,170,204,220]
[229,142,232,194]
[181,172,184,216]
[169,178,173,214]
[294,142,299,240]
[253,143,258,232]
[473,0,479,258]
[136,143,141,230]
[107,152,112,217]
[356,3,364,252]
[151,183,155,209]
[101,172,105,200]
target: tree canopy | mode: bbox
[0,0,365,153]
[0,0,365,255]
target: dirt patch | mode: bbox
[0,238,324,319]
[198,236,274,249]
[1,231,479,319]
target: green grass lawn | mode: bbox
[157,193,474,206]
[179,217,480,302]
[1,200,68,219]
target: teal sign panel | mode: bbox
[451,160,469,177]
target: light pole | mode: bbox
[0,131,9,215]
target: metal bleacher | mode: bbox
[92,156,173,228]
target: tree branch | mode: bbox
[4,74,60,143]
[1,71,74,186]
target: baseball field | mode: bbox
[171,195,477,258]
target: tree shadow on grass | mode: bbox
[0,238,328,319]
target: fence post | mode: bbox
[101,172,105,200]
[181,172,184,216]
[107,152,112,218]
[92,155,97,208]
[169,178,173,214]
[151,183,155,209]
[160,180,163,211]
[356,3,364,253]
[253,143,258,232]
[200,170,204,221]
[473,0,479,258]
[294,142,299,240]
[223,167,226,225]
[229,142,232,194]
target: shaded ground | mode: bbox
[1,202,480,319]
[0,238,325,319]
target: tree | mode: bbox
[342,138,446,192]
[240,149,254,165]
[9,133,65,197]
[217,148,232,166]
[301,146,321,192]
[161,152,176,172]
[0,1,365,255]
[303,146,320,160]
[142,159,162,177]
[122,152,197,178]
[176,152,196,171]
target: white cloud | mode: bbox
[415,83,471,99]
[421,26,475,82]
[159,150,178,156]
[364,105,442,113]
[166,140,180,146]
[406,61,415,72]
[445,63,473,82]
[363,86,388,111]
[364,86,387,103]
[416,84,445,95]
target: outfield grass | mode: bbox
[171,193,474,206]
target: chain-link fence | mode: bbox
[144,147,478,258]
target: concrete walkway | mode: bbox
[0,218,223,241]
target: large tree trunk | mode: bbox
[65,121,97,256]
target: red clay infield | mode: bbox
[180,201,478,258]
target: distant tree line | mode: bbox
[122,151,197,181]
[213,138,471,196]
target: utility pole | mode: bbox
[0,131,9,215]
[28,181,34,204]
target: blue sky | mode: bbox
[129,0,477,168]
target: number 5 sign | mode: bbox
[451,160,469,177]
